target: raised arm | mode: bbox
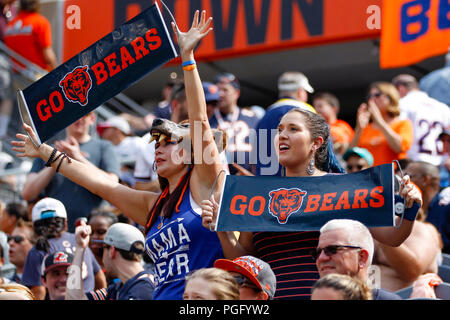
[172,11,224,196]
[12,124,157,226]
[66,221,90,300]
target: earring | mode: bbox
[152,160,157,172]
[306,158,315,175]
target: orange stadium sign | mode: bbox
[60,0,381,63]
[380,0,450,68]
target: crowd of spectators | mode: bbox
[0,5,449,302]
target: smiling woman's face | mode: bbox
[274,111,314,169]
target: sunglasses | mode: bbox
[233,275,260,291]
[7,235,25,244]
[310,245,362,261]
[347,164,364,171]
[367,92,383,99]
[98,243,111,257]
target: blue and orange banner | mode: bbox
[216,164,395,232]
[60,0,381,64]
[18,3,177,144]
[380,0,450,68]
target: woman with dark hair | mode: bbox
[348,82,414,166]
[12,11,226,300]
[202,107,422,299]
[87,209,118,272]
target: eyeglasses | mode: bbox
[98,243,111,257]
[310,245,362,261]
[233,275,260,291]
[7,235,25,244]
[347,164,364,171]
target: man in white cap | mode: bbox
[255,71,316,176]
[66,221,154,300]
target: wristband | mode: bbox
[394,194,420,221]
[44,148,57,167]
[182,60,196,71]
[182,60,196,67]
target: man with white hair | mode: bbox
[314,219,402,300]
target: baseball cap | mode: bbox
[202,82,220,103]
[278,71,314,93]
[342,147,374,166]
[41,251,74,276]
[214,255,276,299]
[32,198,67,222]
[97,116,131,136]
[214,73,240,90]
[94,223,145,253]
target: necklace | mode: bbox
[157,217,165,229]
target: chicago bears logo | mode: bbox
[59,65,92,106]
[268,188,307,224]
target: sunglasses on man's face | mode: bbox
[7,235,25,244]
[98,243,111,257]
[310,245,362,261]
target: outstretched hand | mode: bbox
[171,10,213,60]
[11,123,42,158]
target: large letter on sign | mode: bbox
[439,0,450,30]
[401,0,430,42]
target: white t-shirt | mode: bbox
[399,90,450,166]
[114,136,147,165]
[133,133,158,182]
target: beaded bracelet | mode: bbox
[56,153,72,173]
[44,147,58,167]
[182,60,196,71]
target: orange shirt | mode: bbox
[4,11,52,71]
[357,119,413,166]
[330,119,355,144]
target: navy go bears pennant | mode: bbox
[216,164,395,232]
[18,3,177,144]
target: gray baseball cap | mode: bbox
[94,223,145,253]
[278,71,314,93]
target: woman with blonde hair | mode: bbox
[349,81,413,166]
[183,268,240,300]
[0,283,36,300]
[311,274,373,300]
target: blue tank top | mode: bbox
[145,186,224,300]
